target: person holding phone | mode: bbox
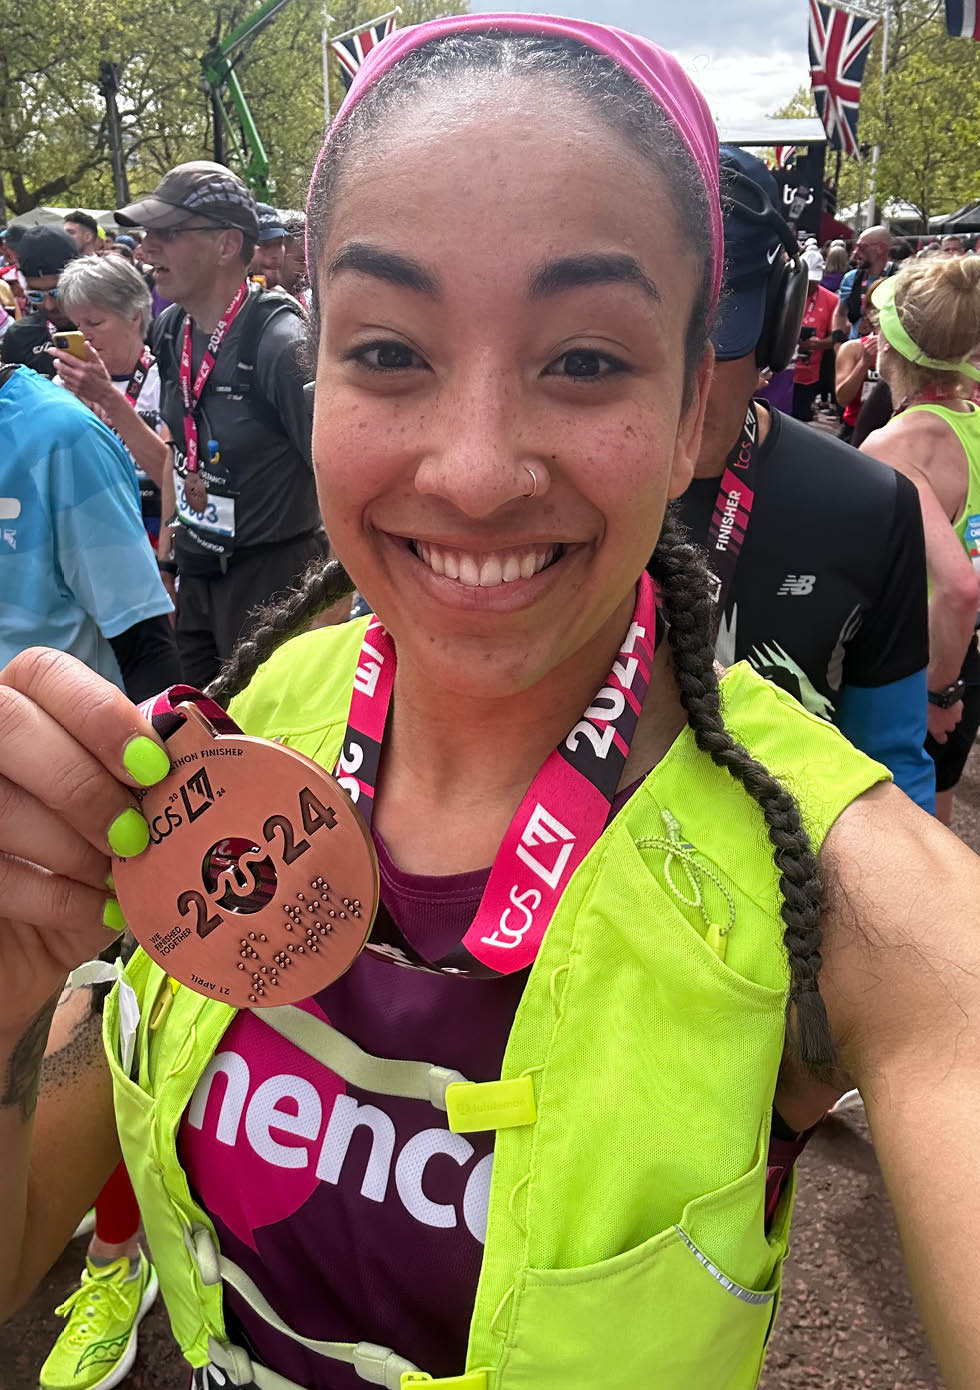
[49,255,170,550]
[0,227,78,378]
[792,250,837,421]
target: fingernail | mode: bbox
[107,808,150,858]
[105,872,115,892]
[122,736,170,787]
[102,897,127,933]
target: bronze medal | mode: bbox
[113,702,378,1008]
[184,471,209,513]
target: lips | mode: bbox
[408,540,563,588]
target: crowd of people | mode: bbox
[1,12,979,1390]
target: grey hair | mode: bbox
[280,210,306,241]
[307,31,715,393]
[57,253,153,336]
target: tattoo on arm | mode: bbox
[0,993,60,1122]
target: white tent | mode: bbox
[5,206,124,232]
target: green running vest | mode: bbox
[905,402,980,564]
[104,620,888,1389]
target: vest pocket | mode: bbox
[497,1135,781,1389]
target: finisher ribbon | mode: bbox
[706,401,761,615]
[335,571,659,978]
[124,346,154,408]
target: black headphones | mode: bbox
[719,159,810,374]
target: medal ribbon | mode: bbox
[706,401,761,614]
[124,347,154,408]
[335,571,659,977]
[178,281,249,475]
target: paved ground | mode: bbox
[6,736,977,1389]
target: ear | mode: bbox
[217,228,245,267]
[667,343,714,499]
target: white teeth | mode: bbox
[458,554,481,587]
[479,556,503,587]
[413,541,561,587]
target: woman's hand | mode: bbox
[49,341,115,413]
[0,648,169,1034]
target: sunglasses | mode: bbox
[26,286,59,304]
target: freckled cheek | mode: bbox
[313,406,412,533]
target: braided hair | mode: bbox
[649,507,832,1070]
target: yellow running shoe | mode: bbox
[39,1250,159,1390]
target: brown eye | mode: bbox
[545,349,625,379]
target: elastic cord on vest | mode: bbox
[871,277,980,383]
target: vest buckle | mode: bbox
[445,1075,536,1134]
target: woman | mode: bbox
[821,242,848,296]
[861,258,980,825]
[51,253,170,548]
[1,17,979,1390]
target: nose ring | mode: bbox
[523,466,538,499]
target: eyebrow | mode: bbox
[528,254,661,303]
[327,242,439,296]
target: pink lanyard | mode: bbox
[335,571,659,977]
[124,347,153,408]
[178,281,249,475]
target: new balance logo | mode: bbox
[777,574,816,596]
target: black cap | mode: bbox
[255,203,287,243]
[1,224,27,251]
[18,226,79,278]
[116,160,259,240]
[713,146,791,361]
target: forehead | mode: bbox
[323,84,688,296]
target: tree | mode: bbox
[0,0,466,217]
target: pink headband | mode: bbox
[308,12,722,306]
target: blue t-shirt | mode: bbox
[0,367,173,688]
[838,268,862,338]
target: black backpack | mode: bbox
[151,286,307,436]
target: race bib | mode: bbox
[175,475,236,537]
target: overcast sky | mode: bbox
[468,1,814,124]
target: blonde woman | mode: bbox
[861,257,980,822]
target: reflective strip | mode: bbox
[401,1374,489,1389]
[673,1227,775,1306]
[446,1076,537,1134]
[260,1005,466,1111]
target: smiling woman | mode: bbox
[2,12,980,1390]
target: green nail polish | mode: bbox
[122,736,170,787]
[107,808,150,858]
[102,896,127,933]
[105,872,115,892]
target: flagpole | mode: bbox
[322,8,334,129]
[328,7,401,45]
[865,0,890,229]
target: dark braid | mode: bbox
[207,558,354,708]
[649,506,834,1071]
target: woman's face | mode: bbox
[70,303,144,374]
[313,85,711,699]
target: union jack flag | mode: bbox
[774,145,797,169]
[944,0,980,39]
[331,14,397,91]
[808,0,879,157]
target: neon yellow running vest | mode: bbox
[905,402,980,566]
[104,620,887,1389]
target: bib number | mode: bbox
[176,475,236,536]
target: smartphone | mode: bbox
[798,326,816,341]
[53,331,88,361]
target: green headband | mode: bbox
[871,277,980,383]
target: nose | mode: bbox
[413,368,551,518]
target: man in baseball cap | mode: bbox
[249,202,288,289]
[676,144,935,813]
[0,226,78,376]
[125,162,324,689]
